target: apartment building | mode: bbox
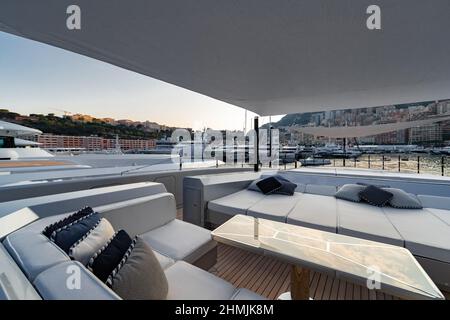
[36,134,155,151]
[409,124,443,144]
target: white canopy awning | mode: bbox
[0,120,42,137]
[1,1,450,116]
[296,116,450,138]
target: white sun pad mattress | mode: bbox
[247,193,302,222]
[425,208,450,226]
[336,200,404,246]
[286,194,338,233]
[207,190,265,216]
[382,207,450,264]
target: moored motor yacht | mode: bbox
[314,143,362,159]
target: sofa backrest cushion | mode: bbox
[97,193,177,236]
[305,184,337,196]
[0,243,41,300]
[2,221,70,281]
[417,195,450,210]
[294,183,307,193]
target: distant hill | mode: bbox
[262,100,437,129]
[0,110,165,139]
[268,113,314,128]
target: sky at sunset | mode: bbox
[0,32,283,131]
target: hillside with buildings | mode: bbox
[265,100,450,146]
[0,109,180,151]
[0,110,176,139]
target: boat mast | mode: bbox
[244,110,247,133]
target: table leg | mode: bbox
[290,265,310,300]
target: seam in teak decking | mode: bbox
[209,243,398,300]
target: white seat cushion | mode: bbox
[287,194,337,233]
[140,219,216,263]
[165,261,236,300]
[337,200,404,246]
[208,190,265,216]
[2,214,71,281]
[425,208,450,226]
[153,251,175,270]
[247,193,302,222]
[383,207,450,263]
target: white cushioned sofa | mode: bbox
[202,176,450,291]
[0,183,265,300]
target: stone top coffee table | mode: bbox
[211,214,444,300]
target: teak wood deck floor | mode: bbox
[208,243,399,300]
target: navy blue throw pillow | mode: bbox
[359,185,393,207]
[276,180,297,196]
[51,213,101,253]
[270,175,297,195]
[88,230,133,283]
[266,175,297,196]
[43,206,93,239]
[256,176,282,194]
[251,175,297,196]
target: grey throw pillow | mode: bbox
[247,178,263,192]
[335,184,366,202]
[109,237,168,300]
[383,188,423,209]
[275,180,297,196]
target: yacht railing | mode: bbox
[208,153,450,177]
[316,154,449,177]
